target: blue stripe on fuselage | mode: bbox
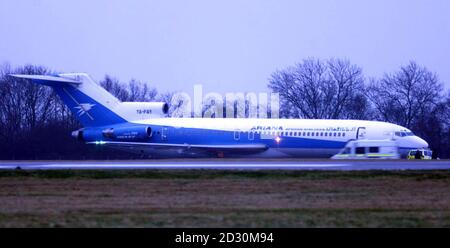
[83,123,347,149]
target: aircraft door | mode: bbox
[356,127,366,139]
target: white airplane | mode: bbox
[10,73,429,158]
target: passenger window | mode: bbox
[342,133,346,137]
[248,132,255,140]
[334,133,337,137]
[234,130,240,140]
[311,132,315,136]
[369,147,379,153]
[325,133,328,137]
[356,147,365,154]
[320,132,323,136]
[337,133,341,137]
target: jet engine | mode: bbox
[72,126,153,142]
[115,102,169,120]
[101,126,153,141]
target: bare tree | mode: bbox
[100,75,130,101]
[101,76,159,102]
[128,79,158,101]
[0,64,65,158]
[268,58,368,119]
[366,61,443,128]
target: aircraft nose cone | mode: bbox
[416,137,429,148]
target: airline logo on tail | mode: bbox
[75,103,96,119]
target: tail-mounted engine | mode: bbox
[115,102,169,120]
[101,126,153,141]
[72,126,153,142]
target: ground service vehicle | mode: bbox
[407,149,433,160]
[332,140,400,159]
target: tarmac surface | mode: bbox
[1,159,450,170]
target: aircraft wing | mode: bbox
[87,141,268,154]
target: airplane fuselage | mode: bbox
[81,118,428,158]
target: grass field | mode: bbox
[0,170,449,227]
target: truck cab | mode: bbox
[407,149,433,160]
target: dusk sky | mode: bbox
[1,0,449,95]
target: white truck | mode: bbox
[331,140,400,159]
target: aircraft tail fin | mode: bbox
[9,73,127,127]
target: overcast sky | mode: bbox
[1,0,449,95]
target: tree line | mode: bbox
[0,59,448,159]
[0,64,170,159]
[269,58,449,158]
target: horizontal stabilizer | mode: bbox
[9,74,82,86]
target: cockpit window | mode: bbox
[395,132,405,137]
[395,131,415,137]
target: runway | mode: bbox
[1,159,450,170]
